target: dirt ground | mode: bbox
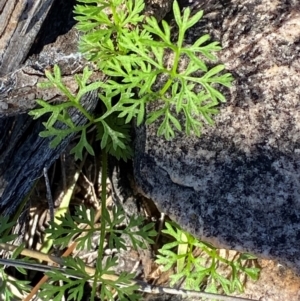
[234,259,300,301]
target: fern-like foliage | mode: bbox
[156,222,260,294]
[42,205,155,300]
[30,0,233,161]
[29,66,133,161]
[76,0,233,139]
[45,205,155,252]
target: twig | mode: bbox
[43,167,54,223]
[22,243,78,301]
[137,283,259,301]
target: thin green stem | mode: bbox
[159,48,181,96]
[90,150,108,300]
[72,102,95,122]
[159,77,173,96]
[171,48,181,77]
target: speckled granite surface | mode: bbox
[134,0,300,273]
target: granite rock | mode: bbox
[134,0,300,273]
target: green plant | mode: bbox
[39,204,156,301]
[156,221,260,295]
[29,66,133,161]
[0,0,238,300]
[29,0,233,161]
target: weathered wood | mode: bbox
[0,0,55,76]
[0,25,95,116]
[0,90,98,216]
[0,0,101,216]
[0,0,86,116]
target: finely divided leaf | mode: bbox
[70,127,94,160]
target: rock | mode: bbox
[133,0,300,273]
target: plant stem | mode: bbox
[73,102,95,122]
[91,150,108,300]
[159,48,181,96]
[160,77,173,96]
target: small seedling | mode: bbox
[156,221,260,294]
